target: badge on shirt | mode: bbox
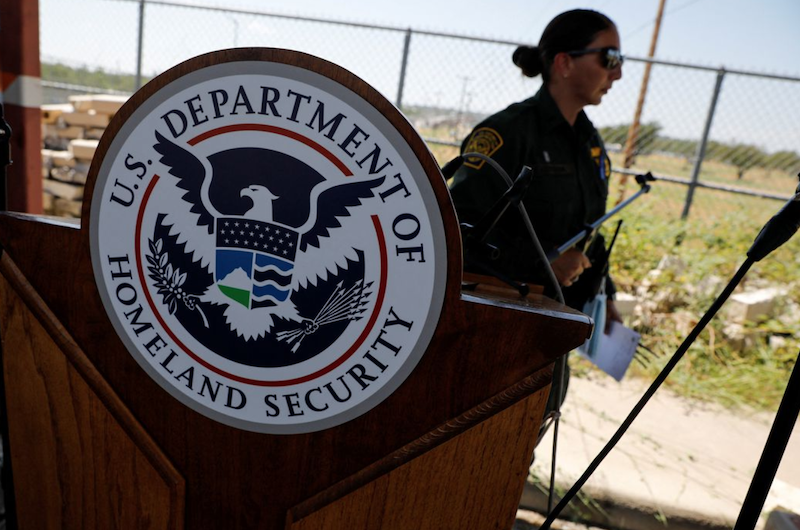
[591,146,611,181]
[463,127,504,170]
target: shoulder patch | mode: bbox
[463,127,504,170]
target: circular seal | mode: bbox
[90,51,447,434]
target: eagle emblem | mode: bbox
[145,130,385,367]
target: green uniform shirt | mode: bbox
[449,86,611,290]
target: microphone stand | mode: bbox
[539,184,800,529]
[732,183,800,528]
[733,351,800,529]
[548,172,654,261]
[443,152,569,513]
[0,102,11,212]
[460,165,535,297]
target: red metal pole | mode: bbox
[0,0,42,213]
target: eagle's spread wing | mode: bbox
[153,131,215,234]
[299,176,385,252]
[289,176,384,292]
[152,131,219,270]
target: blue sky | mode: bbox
[38,0,800,153]
[39,0,800,77]
[216,0,800,76]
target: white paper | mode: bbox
[579,321,640,381]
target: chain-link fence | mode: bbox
[40,0,800,217]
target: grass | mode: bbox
[585,161,799,411]
[426,134,799,412]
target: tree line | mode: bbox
[599,122,800,180]
[42,62,146,93]
[38,61,800,182]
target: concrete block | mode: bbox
[766,510,800,530]
[614,292,637,317]
[726,288,781,323]
[41,103,73,124]
[656,254,686,274]
[53,198,83,218]
[42,123,84,140]
[41,151,53,178]
[84,127,106,140]
[769,335,790,349]
[61,110,111,129]
[42,148,76,168]
[694,274,725,298]
[43,178,85,201]
[69,139,99,162]
[51,166,89,185]
[722,322,766,350]
[42,192,54,213]
[69,94,128,114]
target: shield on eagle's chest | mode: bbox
[214,216,300,309]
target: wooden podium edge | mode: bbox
[0,250,186,527]
[285,363,554,525]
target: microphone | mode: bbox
[466,166,533,245]
[460,166,535,297]
[440,155,464,179]
[747,181,800,261]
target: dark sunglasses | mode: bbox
[567,47,624,70]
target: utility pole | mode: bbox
[617,0,667,203]
[454,76,471,142]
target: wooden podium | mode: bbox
[0,49,591,529]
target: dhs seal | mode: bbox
[90,52,446,434]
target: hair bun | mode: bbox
[512,45,543,78]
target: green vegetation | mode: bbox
[601,163,799,412]
[424,125,798,412]
[599,121,800,182]
[42,62,144,92]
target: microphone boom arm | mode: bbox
[549,172,655,261]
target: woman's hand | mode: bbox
[551,248,591,287]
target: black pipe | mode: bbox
[733,351,800,530]
[540,184,800,528]
[0,102,14,524]
[539,257,753,529]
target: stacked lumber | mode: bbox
[41,94,128,217]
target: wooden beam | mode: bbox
[0,0,43,213]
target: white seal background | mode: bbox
[90,58,448,434]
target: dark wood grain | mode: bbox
[286,366,554,524]
[287,388,550,529]
[0,254,185,529]
[0,49,592,529]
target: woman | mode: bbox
[450,9,623,319]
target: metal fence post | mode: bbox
[395,28,412,109]
[135,0,146,91]
[682,67,726,219]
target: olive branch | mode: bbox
[145,238,209,327]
